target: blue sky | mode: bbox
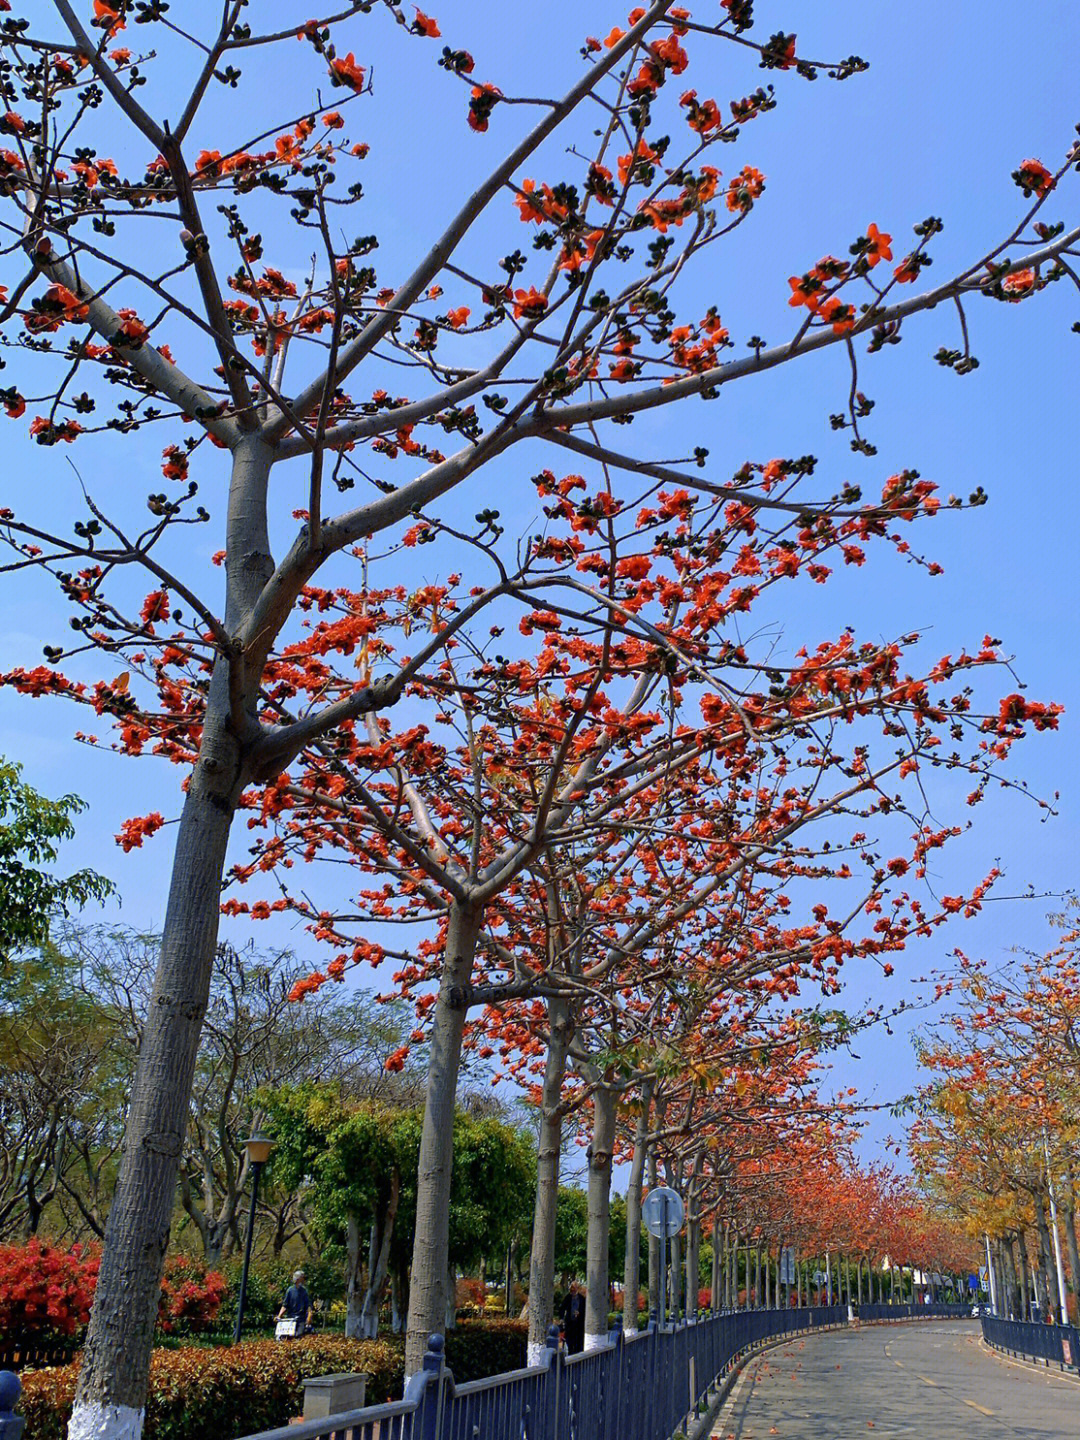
[1,2,1077,1160]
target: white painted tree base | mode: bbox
[68,1402,144,1440]
[527,1340,545,1366]
[583,1332,608,1353]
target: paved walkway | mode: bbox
[713,1319,1077,1438]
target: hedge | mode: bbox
[19,1321,528,1440]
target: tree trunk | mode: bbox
[346,1212,364,1338]
[686,1217,699,1318]
[527,996,572,1363]
[1034,1197,1060,1320]
[754,1245,761,1310]
[68,437,275,1440]
[583,1084,616,1349]
[69,717,245,1440]
[622,1079,652,1334]
[359,1170,400,1339]
[710,1216,720,1312]
[1063,1200,1080,1321]
[391,1266,408,1334]
[404,901,482,1376]
[1017,1230,1031,1319]
[1001,1238,1018,1320]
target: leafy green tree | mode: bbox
[266,1086,535,1337]
[555,1187,589,1289]
[0,943,124,1238]
[0,759,111,961]
[67,925,416,1262]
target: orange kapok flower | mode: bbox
[1013,158,1054,198]
[818,296,856,335]
[1000,268,1035,299]
[330,53,366,91]
[864,222,892,266]
[413,9,440,37]
[93,0,124,34]
[512,287,548,320]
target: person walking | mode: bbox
[277,1270,312,1336]
[560,1281,586,1355]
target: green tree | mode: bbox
[0,759,111,961]
[0,943,124,1238]
[64,925,418,1262]
[266,1086,535,1338]
[555,1187,589,1289]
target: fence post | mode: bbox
[605,1324,623,1440]
[402,1333,447,1440]
[644,1318,659,1440]
[543,1323,562,1440]
[0,1374,24,1440]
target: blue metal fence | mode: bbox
[236,1307,848,1440]
[859,1302,972,1321]
[981,1314,1080,1376]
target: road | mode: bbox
[712,1319,1078,1438]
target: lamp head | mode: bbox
[243,1133,274,1165]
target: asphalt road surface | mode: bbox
[712,1320,1079,1438]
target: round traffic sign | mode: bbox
[641,1186,684,1238]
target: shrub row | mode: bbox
[20,1321,529,1440]
[0,1241,230,1344]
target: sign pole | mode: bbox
[661,1191,669,1328]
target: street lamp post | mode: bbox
[233,1133,274,1344]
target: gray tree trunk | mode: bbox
[754,1245,761,1309]
[744,1241,751,1309]
[345,1212,364,1338]
[527,996,572,1362]
[1003,1238,1019,1319]
[1017,1230,1031,1318]
[583,1085,616,1348]
[710,1216,720,1311]
[404,902,482,1376]
[622,1080,653,1334]
[686,1217,699,1317]
[359,1169,400,1339]
[445,1264,457,1331]
[391,1267,407,1334]
[1034,1198,1060,1319]
[1062,1168,1080,1314]
[69,438,274,1440]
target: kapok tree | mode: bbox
[0,1,1077,1426]
[230,475,1060,1357]
[909,928,1080,1316]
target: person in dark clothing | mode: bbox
[560,1281,586,1354]
[278,1270,311,1334]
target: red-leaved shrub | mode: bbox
[157,1255,228,1333]
[0,1239,99,1338]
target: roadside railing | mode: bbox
[235,1306,848,1440]
[981,1314,1080,1377]
[859,1302,972,1321]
